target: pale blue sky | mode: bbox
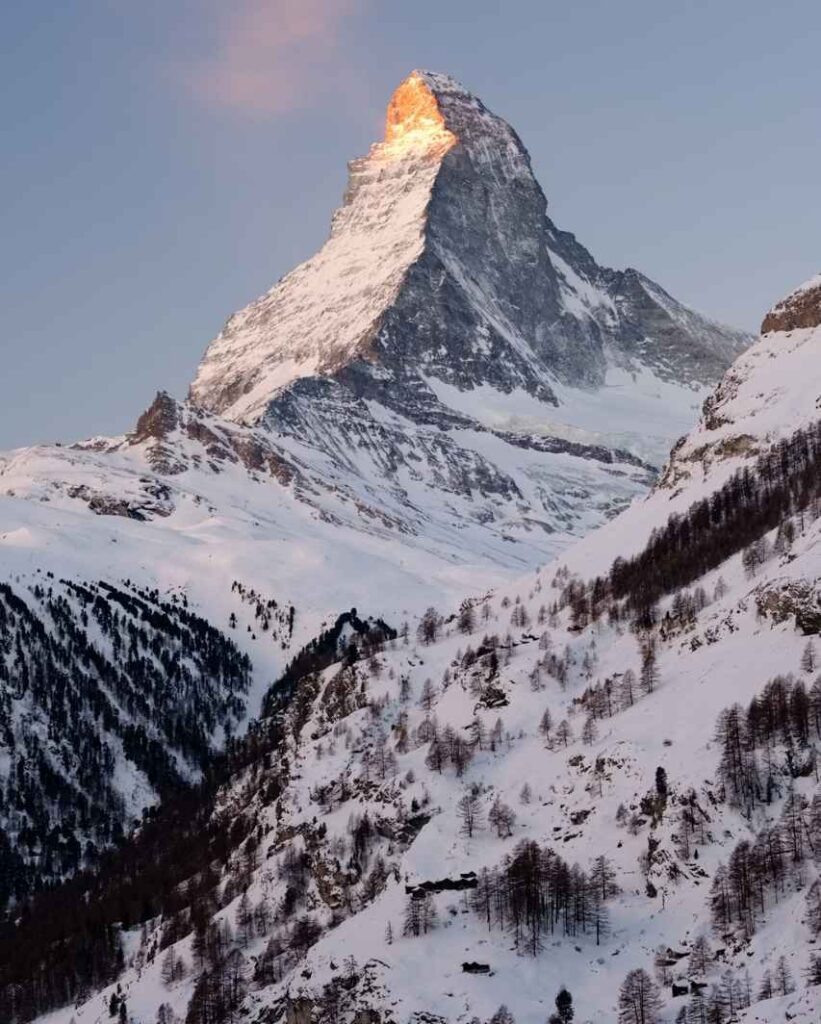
[1,0,819,447]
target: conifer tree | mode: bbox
[548,988,573,1024]
[617,968,662,1024]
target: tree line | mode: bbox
[711,671,821,939]
[715,671,821,815]
[559,420,821,629]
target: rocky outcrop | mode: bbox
[755,581,821,635]
[761,275,821,333]
[66,482,173,520]
[132,390,179,442]
[285,997,315,1024]
[126,393,299,485]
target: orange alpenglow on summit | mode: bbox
[379,72,457,159]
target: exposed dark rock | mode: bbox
[406,872,478,896]
[352,1011,381,1024]
[796,604,821,635]
[67,483,173,520]
[498,430,655,472]
[285,996,314,1024]
[132,390,179,442]
[756,580,820,633]
[761,277,821,333]
[462,962,491,974]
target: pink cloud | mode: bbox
[184,0,362,117]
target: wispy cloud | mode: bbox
[182,0,363,117]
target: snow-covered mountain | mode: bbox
[6,278,818,1024]
[0,69,756,935]
[186,69,750,527]
[0,70,753,911]
[190,70,746,427]
[0,71,751,626]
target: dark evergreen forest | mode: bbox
[0,577,251,908]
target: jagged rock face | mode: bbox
[132,390,179,442]
[189,72,460,423]
[602,267,748,381]
[373,72,572,402]
[190,70,750,429]
[125,391,299,483]
[761,273,821,333]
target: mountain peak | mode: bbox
[189,72,749,428]
[189,72,483,423]
[132,390,179,443]
[380,71,457,159]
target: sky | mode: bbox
[1,0,819,448]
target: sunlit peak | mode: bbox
[379,73,457,159]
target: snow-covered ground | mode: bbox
[426,366,708,468]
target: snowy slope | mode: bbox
[1,387,644,897]
[19,281,820,1024]
[0,391,650,645]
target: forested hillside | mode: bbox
[0,577,251,907]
